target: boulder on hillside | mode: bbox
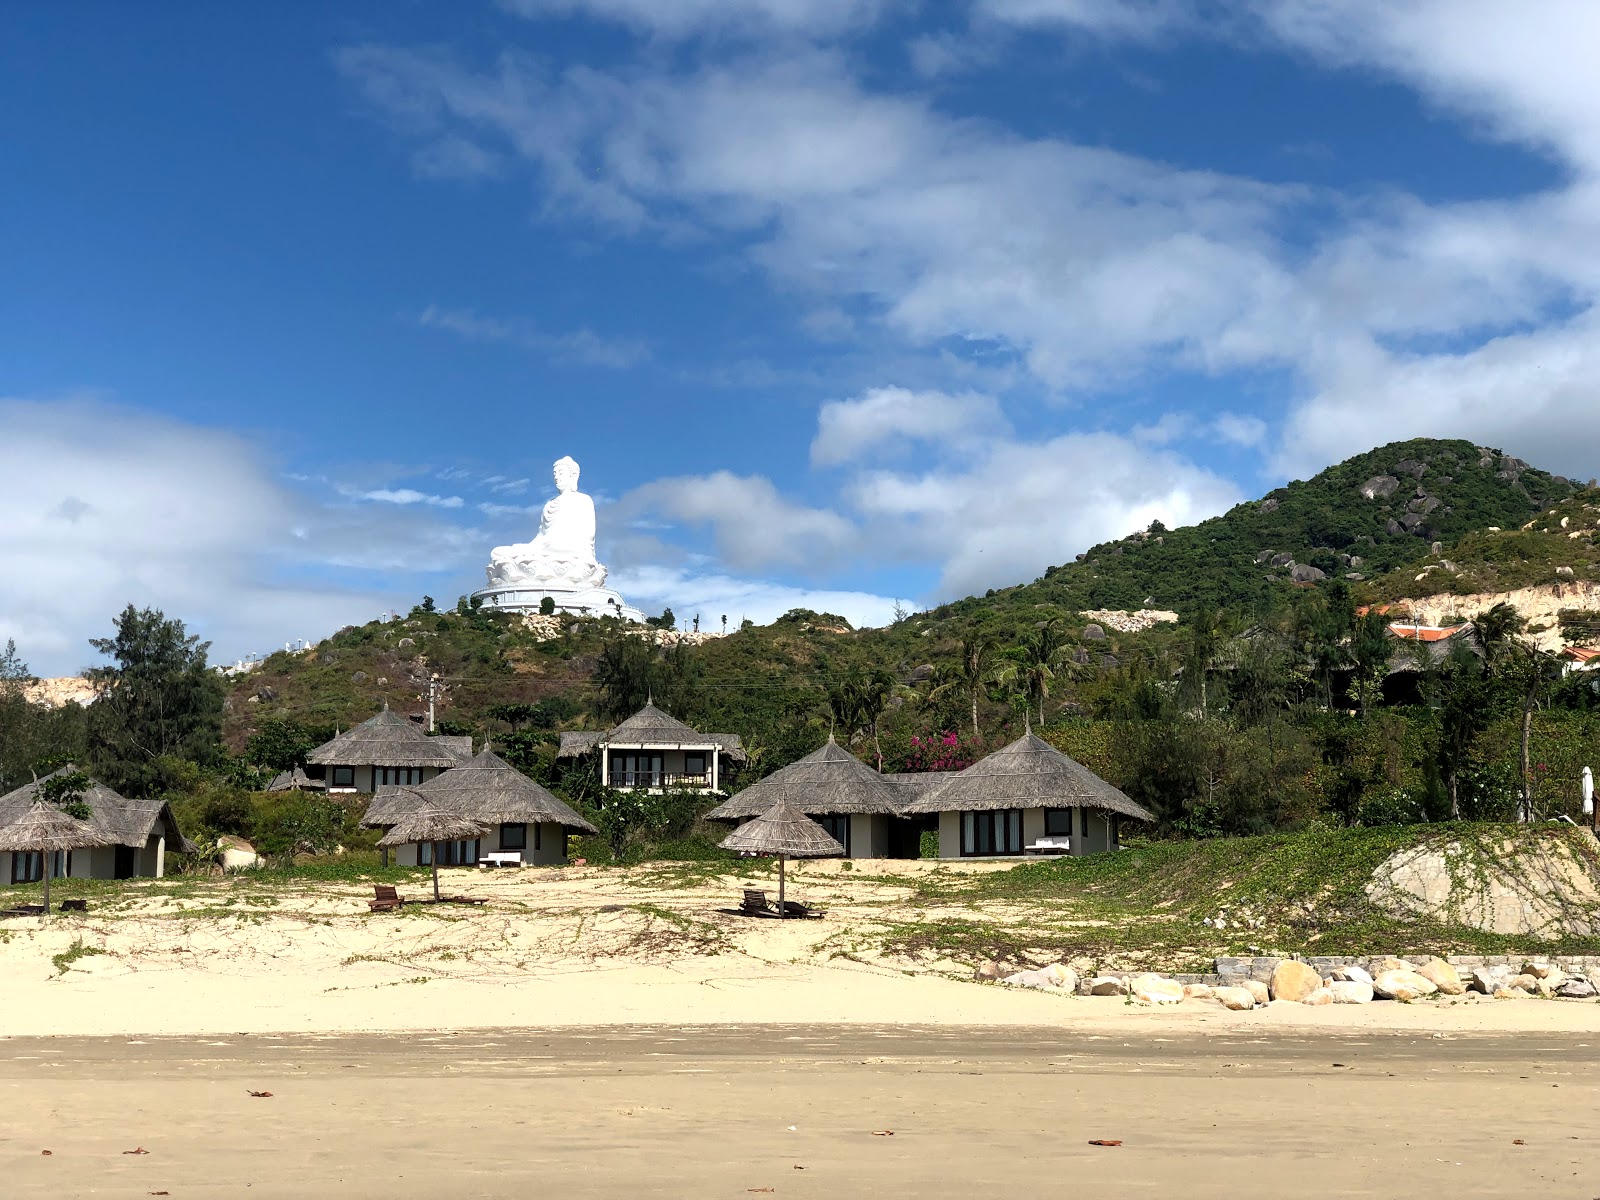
[1082,624,1106,641]
[1360,475,1401,500]
[1270,552,1296,567]
[1366,836,1600,937]
[1394,458,1428,478]
[1290,564,1327,583]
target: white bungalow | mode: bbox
[557,702,744,794]
[0,767,192,885]
[898,732,1155,859]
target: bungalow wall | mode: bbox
[2,834,167,885]
[323,764,451,795]
[846,813,889,859]
[935,807,1118,859]
[394,821,571,868]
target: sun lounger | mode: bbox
[778,900,820,918]
[59,899,87,913]
[741,888,774,916]
[369,885,404,912]
[477,851,524,869]
[1,905,46,918]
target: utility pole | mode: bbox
[427,673,440,733]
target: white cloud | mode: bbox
[610,564,901,629]
[0,398,485,676]
[357,488,465,509]
[618,471,858,572]
[1212,412,1267,447]
[418,304,650,369]
[811,386,1007,466]
[496,0,893,38]
[849,430,1240,596]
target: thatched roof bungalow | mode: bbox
[364,747,597,867]
[1,766,192,886]
[900,733,1154,858]
[557,702,744,794]
[305,708,472,794]
[707,739,906,858]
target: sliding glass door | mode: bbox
[960,810,1022,856]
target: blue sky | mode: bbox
[5,1,1600,674]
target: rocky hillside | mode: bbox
[976,438,1578,615]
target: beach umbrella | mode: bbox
[705,736,902,822]
[718,797,843,918]
[1583,767,1594,818]
[0,801,117,916]
[376,800,488,901]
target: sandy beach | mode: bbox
[6,1026,1598,1199]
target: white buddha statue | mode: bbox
[487,456,608,589]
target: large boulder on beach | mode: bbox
[1329,981,1374,1004]
[1089,976,1126,996]
[1556,978,1597,999]
[1216,986,1257,1011]
[1243,980,1271,1006]
[1373,969,1438,1001]
[1183,983,1214,1001]
[1467,966,1511,994]
[974,960,1003,981]
[1132,975,1185,1004]
[1415,959,1465,995]
[1301,987,1334,1006]
[1002,970,1057,991]
[1330,965,1373,985]
[1041,964,1078,992]
[1270,960,1323,1002]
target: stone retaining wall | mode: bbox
[1210,954,1600,988]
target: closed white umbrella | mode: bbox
[1583,766,1594,817]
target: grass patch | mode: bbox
[51,939,106,975]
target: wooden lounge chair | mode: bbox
[59,899,87,913]
[778,900,819,918]
[369,884,404,912]
[741,888,774,916]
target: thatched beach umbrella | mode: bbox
[705,737,902,822]
[0,801,118,916]
[718,797,844,918]
[376,799,488,902]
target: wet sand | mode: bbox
[4,1025,1597,1199]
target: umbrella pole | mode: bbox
[778,853,786,919]
[42,856,50,919]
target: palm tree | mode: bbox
[998,620,1065,726]
[932,635,999,738]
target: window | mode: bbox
[375,767,424,787]
[609,752,663,787]
[684,752,707,779]
[961,810,1022,856]
[500,823,527,851]
[9,851,68,884]
[1044,808,1073,836]
[418,839,480,866]
[330,766,355,789]
[817,814,850,856]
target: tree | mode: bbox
[85,606,225,796]
[539,596,556,616]
[998,619,1065,725]
[245,719,320,772]
[826,669,895,769]
[1348,609,1393,716]
[931,634,999,737]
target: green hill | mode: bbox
[221,437,1584,775]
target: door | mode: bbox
[114,845,137,879]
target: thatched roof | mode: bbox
[366,747,598,833]
[376,800,488,848]
[266,766,326,792]
[706,739,902,820]
[718,798,845,857]
[306,709,470,769]
[0,767,193,851]
[0,801,120,854]
[881,771,960,806]
[898,733,1155,821]
[556,704,746,762]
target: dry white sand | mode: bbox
[4,859,1599,1039]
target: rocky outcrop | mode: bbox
[1379,581,1600,654]
[1077,610,1179,634]
[1373,969,1438,1001]
[1366,833,1600,937]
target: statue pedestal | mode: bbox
[472,582,645,623]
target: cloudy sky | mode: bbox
[4,1,1600,674]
